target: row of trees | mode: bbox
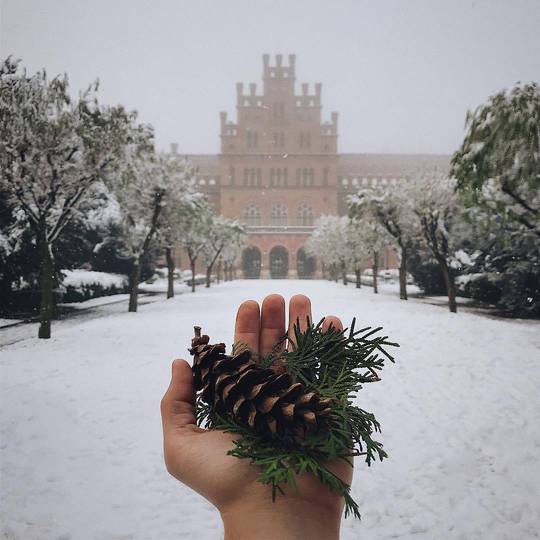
[0,57,245,338]
[308,82,539,317]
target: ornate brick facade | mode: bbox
[179,54,450,278]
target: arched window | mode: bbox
[270,203,287,226]
[297,203,314,226]
[243,204,261,226]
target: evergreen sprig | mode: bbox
[195,317,398,519]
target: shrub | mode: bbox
[61,283,127,303]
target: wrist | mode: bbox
[221,498,341,540]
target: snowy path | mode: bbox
[1,280,539,540]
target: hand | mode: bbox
[161,294,353,540]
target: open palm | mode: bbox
[160,294,353,536]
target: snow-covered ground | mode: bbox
[1,280,539,540]
[60,269,128,289]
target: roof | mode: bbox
[338,153,451,177]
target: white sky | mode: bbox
[1,0,539,155]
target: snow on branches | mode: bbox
[0,57,148,337]
[451,82,540,238]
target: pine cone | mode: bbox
[190,326,332,438]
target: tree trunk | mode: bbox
[217,259,222,284]
[438,257,457,313]
[38,236,54,339]
[128,260,141,312]
[331,263,338,282]
[205,264,213,288]
[372,251,379,294]
[355,268,361,288]
[190,259,196,292]
[399,247,408,300]
[166,246,175,299]
[341,260,348,285]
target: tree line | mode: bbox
[0,58,245,338]
[308,82,539,317]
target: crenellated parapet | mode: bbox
[263,53,296,81]
[220,54,339,154]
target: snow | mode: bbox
[60,269,127,289]
[58,293,133,309]
[1,280,539,540]
[0,318,20,328]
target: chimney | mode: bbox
[302,83,308,95]
[332,111,339,131]
[170,143,178,154]
[288,54,296,69]
[315,83,322,105]
[249,82,256,95]
[236,82,243,104]
[220,112,227,131]
[263,53,270,68]
[276,54,283,67]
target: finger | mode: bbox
[259,294,286,356]
[287,294,312,349]
[161,359,197,432]
[234,300,260,353]
[322,315,343,333]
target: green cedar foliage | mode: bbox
[195,318,398,519]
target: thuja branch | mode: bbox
[189,318,399,519]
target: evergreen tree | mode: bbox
[0,57,143,337]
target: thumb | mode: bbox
[160,359,197,432]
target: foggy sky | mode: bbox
[1,0,539,155]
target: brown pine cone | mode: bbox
[189,326,332,438]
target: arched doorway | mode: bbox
[269,246,289,279]
[297,247,316,279]
[242,246,261,279]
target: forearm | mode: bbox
[221,499,341,540]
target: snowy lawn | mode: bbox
[1,280,539,540]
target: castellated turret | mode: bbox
[221,54,338,155]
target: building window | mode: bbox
[296,168,301,186]
[270,203,287,226]
[302,168,314,186]
[299,132,311,149]
[273,103,285,119]
[256,168,262,186]
[297,203,314,226]
[243,168,249,185]
[243,204,261,226]
[247,130,258,149]
[229,166,235,186]
[271,168,288,187]
[322,167,328,186]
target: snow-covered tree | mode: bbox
[306,216,349,284]
[348,213,390,294]
[349,186,416,300]
[451,83,540,317]
[344,218,369,288]
[221,231,245,282]
[158,156,200,299]
[176,199,213,292]
[451,82,540,238]
[409,173,460,312]
[113,150,199,310]
[201,218,245,288]
[0,57,143,338]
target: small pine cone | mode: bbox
[189,326,332,438]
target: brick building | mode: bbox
[180,54,449,278]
